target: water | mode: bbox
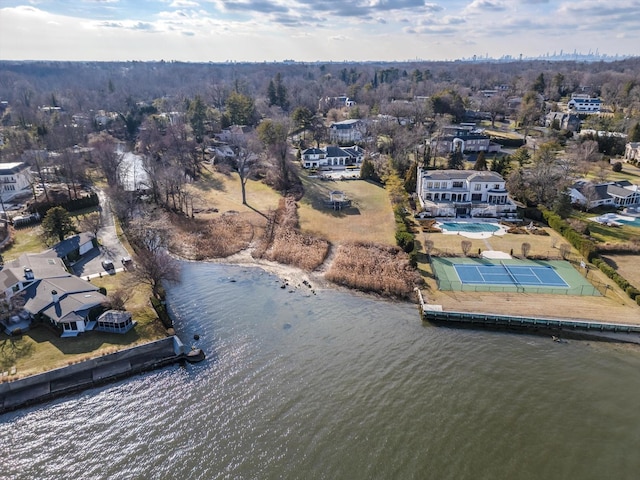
[3,261,640,479]
[439,221,500,233]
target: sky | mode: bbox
[0,0,639,62]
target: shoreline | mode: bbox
[178,247,640,327]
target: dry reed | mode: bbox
[255,197,330,271]
[167,211,254,260]
[326,242,422,299]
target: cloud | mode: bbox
[464,0,507,12]
[170,0,201,6]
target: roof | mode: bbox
[0,162,28,176]
[4,253,68,280]
[421,170,505,182]
[607,184,638,198]
[302,148,324,155]
[48,232,95,258]
[98,310,132,324]
[22,277,105,320]
[330,119,361,129]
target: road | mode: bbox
[71,189,132,280]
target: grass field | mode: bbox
[297,173,396,244]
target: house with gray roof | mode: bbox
[570,180,640,210]
[328,119,364,144]
[416,168,517,218]
[430,126,501,154]
[0,251,107,336]
[300,145,364,169]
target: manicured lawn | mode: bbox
[297,173,396,245]
[1,225,48,262]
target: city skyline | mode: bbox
[0,1,639,63]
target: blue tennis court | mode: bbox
[454,263,568,287]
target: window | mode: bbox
[452,181,463,188]
[494,184,500,189]
[474,184,481,191]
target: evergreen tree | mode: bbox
[360,157,378,181]
[188,95,207,143]
[629,122,640,142]
[472,151,487,170]
[404,162,418,193]
[447,144,464,170]
[552,191,573,219]
[42,206,76,242]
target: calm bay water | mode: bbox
[2,261,640,479]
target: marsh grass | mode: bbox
[326,242,422,299]
[255,197,330,271]
[167,211,255,260]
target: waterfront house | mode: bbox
[416,168,517,218]
[300,145,364,169]
[569,180,640,210]
[0,251,107,336]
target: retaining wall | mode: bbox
[0,336,186,414]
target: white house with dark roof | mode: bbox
[328,119,365,144]
[567,94,602,113]
[416,168,517,218]
[624,142,640,162]
[570,180,640,210]
[0,251,108,336]
[300,145,364,169]
[0,162,32,203]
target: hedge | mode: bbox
[29,192,100,217]
[541,208,640,302]
[541,208,596,261]
[490,137,525,148]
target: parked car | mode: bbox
[101,259,115,270]
[121,256,133,267]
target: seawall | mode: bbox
[0,336,188,414]
[416,290,640,344]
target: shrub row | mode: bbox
[490,136,525,148]
[591,257,640,302]
[29,192,100,217]
[541,208,596,261]
[394,206,415,255]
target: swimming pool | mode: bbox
[439,222,500,233]
[616,217,640,227]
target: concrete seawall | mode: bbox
[416,290,640,344]
[0,336,188,414]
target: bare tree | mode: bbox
[228,132,262,205]
[89,132,123,187]
[559,243,571,260]
[461,240,472,256]
[133,248,181,299]
[78,212,103,238]
[521,242,531,258]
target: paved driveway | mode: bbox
[72,189,131,279]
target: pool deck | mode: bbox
[435,219,508,239]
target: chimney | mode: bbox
[51,290,59,303]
